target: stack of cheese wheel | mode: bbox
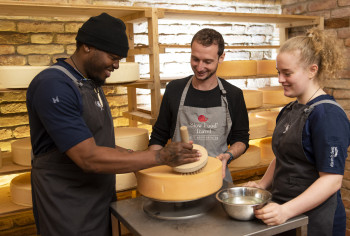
[114,127,149,192]
[217,60,257,77]
[106,62,139,84]
[254,111,279,135]
[10,172,32,206]
[136,156,222,201]
[258,86,295,105]
[11,137,32,166]
[250,137,274,162]
[257,60,277,75]
[0,66,48,89]
[228,145,261,169]
[243,90,263,109]
[249,116,268,139]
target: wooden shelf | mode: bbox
[0,153,31,177]
[123,111,157,125]
[160,44,280,50]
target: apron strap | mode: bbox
[304,99,345,114]
[48,65,83,88]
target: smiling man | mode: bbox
[26,13,200,236]
[149,28,250,182]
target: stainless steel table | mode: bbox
[110,196,308,236]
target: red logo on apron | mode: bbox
[198,115,208,122]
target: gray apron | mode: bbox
[31,65,116,236]
[172,77,233,182]
[271,100,341,236]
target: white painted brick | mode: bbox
[247,25,275,35]
[224,51,251,60]
[225,35,252,44]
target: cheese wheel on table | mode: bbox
[243,90,263,109]
[228,145,261,168]
[136,156,222,201]
[10,173,32,206]
[257,60,277,75]
[258,86,295,105]
[11,137,32,166]
[106,62,139,84]
[249,117,268,139]
[217,60,257,77]
[114,127,149,192]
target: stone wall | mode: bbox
[281,0,350,234]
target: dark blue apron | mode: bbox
[271,100,342,236]
[31,65,116,236]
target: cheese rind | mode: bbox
[258,86,295,105]
[217,60,257,77]
[106,62,139,84]
[250,137,274,161]
[11,138,32,166]
[254,111,279,135]
[0,66,47,89]
[243,90,263,109]
[257,60,277,75]
[249,117,268,139]
[136,157,222,201]
[10,173,32,206]
[228,145,261,168]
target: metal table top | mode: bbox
[110,196,308,236]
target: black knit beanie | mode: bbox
[76,13,129,57]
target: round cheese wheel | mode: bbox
[136,156,222,201]
[249,117,268,139]
[0,148,2,169]
[260,137,274,161]
[105,62,139,84]
[243,90,263,109]
[257,60,277,75]
[114,127,149,192]
[217,60,257,77]
[0,66,48,89]
[10,173,32,206]
[11,138,32,166]
[254,111,279,134]
[228,145,261,168]
[258,86,295,105]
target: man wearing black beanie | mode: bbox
[26,13,200,236]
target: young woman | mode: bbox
[246,28,350,236]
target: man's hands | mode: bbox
[156,141,201,167]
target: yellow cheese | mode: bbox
[243,90,263,109]
[0,148,2,169]
[249,117,268,139]
[106,62,139,84]
[228,145,260,168]
[114,127,149,192]
[136,156,222,201]
[254,111,279,135]
[11,138,32,167]
[10,173,32,206]
[0,66,47,89]
[250,137,274,162]
[217,60,257,77]
[257,60,277,75]
[258,86,295,105]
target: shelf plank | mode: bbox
[160,44,280,50]
[123,111,157,125]
[0,185,31,216]
[0,154,31,176]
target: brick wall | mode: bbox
[281,0,350,234]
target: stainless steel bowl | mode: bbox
[216,187,271,220]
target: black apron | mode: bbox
[31,65,116,236]
[271,100,342,236]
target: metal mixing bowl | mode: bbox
[216,187,272,220]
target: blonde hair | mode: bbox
[279,27,344,86]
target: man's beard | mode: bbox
[90,76,105,87]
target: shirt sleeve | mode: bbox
[32,73,92,153]
[307,104,350,174]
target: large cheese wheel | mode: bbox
[249,117,268,139]
[243,90,263,109]
[136,156,222,201]
[250,137,274,162]
[217,60,257,77]
[10,173,32,206]
[257,60,277,75]
[0,66,47,89]
[228,145,260,168]
[106,62,139,84]
[258,86,295,105]
[254,111,279,134]
[11,138,32,166]
[0,148,2,168]
[114,127,149,192]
